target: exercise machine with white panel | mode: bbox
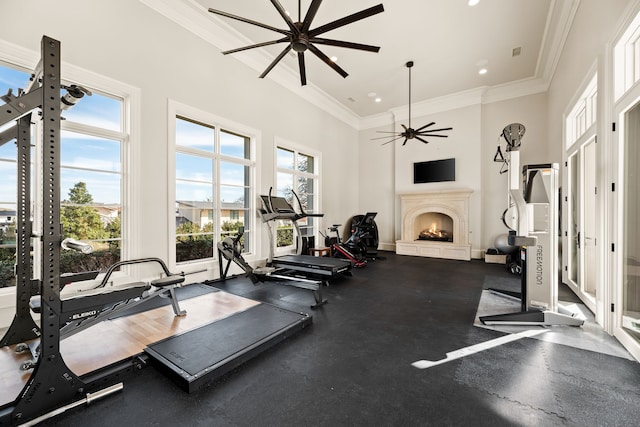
[480,124,584,326]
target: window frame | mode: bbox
[273,137,321,254]
[168,100,259,270]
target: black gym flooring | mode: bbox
[42,252,640,426]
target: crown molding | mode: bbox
[536,0,581,83]
[482,76,549,104]
[140,0,578,132]
[0,38,39,70]
[388,87,486,124]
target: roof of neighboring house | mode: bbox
[177,200,245,210]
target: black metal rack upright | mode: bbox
[0,113,39,347]
[0,35,90,425]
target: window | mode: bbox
[172,107,255,265]
[59,92,126,274]
[615,12,640,99]
[275,144,320,249]
[0,58,131,286]
[565,74,597,149]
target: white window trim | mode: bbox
[273,137,322,255]
[167,99,260,273]
[565,72,598,150]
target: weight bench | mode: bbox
[29,258,186,339]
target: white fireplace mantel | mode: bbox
[396,189,473,261]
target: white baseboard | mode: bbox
[379,242,396,252]
[379,243,483,260]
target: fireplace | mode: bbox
[396,189,473,260]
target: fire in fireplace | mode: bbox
[418,223,453,242]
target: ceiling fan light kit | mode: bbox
[208,0,384,86]
[374,61,453,146]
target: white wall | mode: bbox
[358,122,396,249]
[393,105,483,255]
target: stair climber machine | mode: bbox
[217,189,352,308]
[480,124,584,326]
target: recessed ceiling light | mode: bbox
[330,56,338,62]
[478,68,488,75]
[468,0,480,6]
[375,98,382,103]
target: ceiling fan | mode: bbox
[374,61,453,146]
[208,0,384,86]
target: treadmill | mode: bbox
[259,190,352,278]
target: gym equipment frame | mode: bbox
[217,226,329,308]
[480,124,583,327]
[0,36,126,425]
[218,189,352,308]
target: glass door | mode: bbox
[567,137,597,312]
[621,101,640,344]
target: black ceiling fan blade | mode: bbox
[298,52,307,86]
[309,4,384,37]
[419,127,453,133]
[371,133,402,140]
[222,38,289,55]
[270,0,300,35]
[259,44,292,78]
[402,136,409,146]
[208,8,290,36]
[381,135,405,145]
[401,124,408,132]
[415,136,431,144]
[416,133,449,138]
[310,37,380,52]
[308,44,348,78]
[415,122,435,132]
[301,0,323,33]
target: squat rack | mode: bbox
[0,36,121,425]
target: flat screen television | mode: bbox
[413,158,455,183]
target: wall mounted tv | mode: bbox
[413,158,455,183]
